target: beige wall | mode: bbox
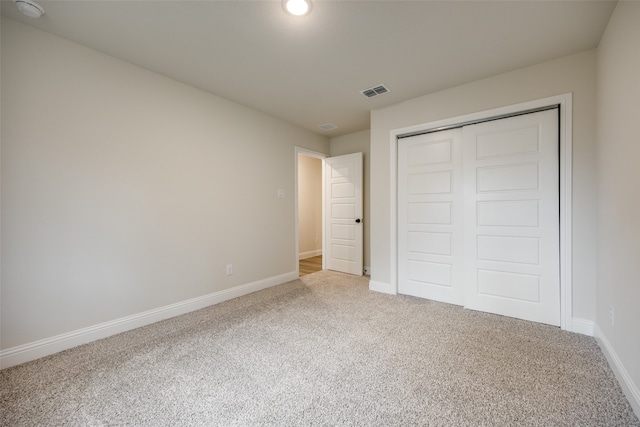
[595,1,640,414]
[330,130,371,272]
[297,154,322,258]
[370,50,598,322]
[0,17,328,351]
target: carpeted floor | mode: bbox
[1,270,638,426]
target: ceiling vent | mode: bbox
[319,123,337,131]
[360,84,390,98]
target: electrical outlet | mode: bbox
[226,264,233,275]
[609,305,615,326]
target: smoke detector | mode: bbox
[318,123,337,131]
[360,84,390,98]
[14,0,45,18]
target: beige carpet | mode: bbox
[1,270,638,426]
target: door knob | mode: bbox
[355,218,362,223]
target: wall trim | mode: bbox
[388,93,574,331]
[299,249,322,260]
[0,271,298,370]
[571,318,594,336]
[369,280,396,295]
[595,324,640,418]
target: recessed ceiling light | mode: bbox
[13,0,45,18]
[283,0,311,16]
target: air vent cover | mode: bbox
[360,84,390,98]
[319,123,337,131]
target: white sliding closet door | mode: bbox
[397,109,560,326]
[463,109,560,326]
[398,129,464,305]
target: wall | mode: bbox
[0,18,328,359]
[595,1,640,415]
[330,130,371,273]
[370,50,598,324]
[297,154,322,259]
[0,17,3,350]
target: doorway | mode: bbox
[296,148,325,277]
[295,148,365,277]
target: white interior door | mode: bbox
[397,109,560,326]
[463,109,560,326]
[397,129,464,304]
[324,153,363,276]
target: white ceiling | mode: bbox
[1,0,616,137]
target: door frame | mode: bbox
[388,93,575,331]
[294,147,327,275]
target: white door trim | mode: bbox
[295,147,327,274]
[388,93,573,331]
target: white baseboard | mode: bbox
[0,271,298,369]
[369,280,396,295]
[570,317,594,336]
[299,249,322,260]
[595,324,640,418]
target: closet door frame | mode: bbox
[387,93,575,332]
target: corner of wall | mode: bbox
[595,324,640,417]
[570,318,594,336]
[368,280,395,295]
[593,1,640,420]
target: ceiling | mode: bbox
[1,0,616,137]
